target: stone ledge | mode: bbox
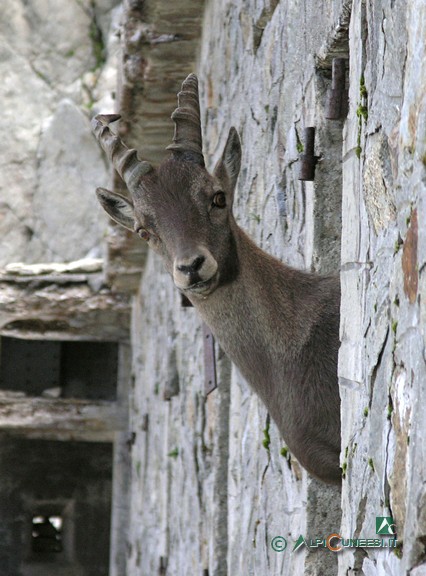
[0,260,131,341]
[0,395,123,442]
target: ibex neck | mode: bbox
[187,225,341,483]
[192,227,313,390]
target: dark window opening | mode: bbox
[60,341,118,400]
[31,515,63,554]
[0,337,118,400]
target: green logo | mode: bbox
[293,535,307,551]
[376,517,396,535]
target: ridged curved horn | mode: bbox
[166,74,204,166]
[91,114,152,190]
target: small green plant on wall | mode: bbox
[356,75,368,158]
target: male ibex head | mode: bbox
[92,74,341,484]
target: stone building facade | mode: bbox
[0,1,425,575]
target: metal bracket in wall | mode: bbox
[298,127,319,181]
[158,556,168,575]
[325,58,348,120]
[203,323,217,396]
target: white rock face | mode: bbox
[0,0,121,266]
[31,99,108,262]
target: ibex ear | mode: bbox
[96,188,135,231]
[214,127,241,195]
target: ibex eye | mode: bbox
[136,228,150,241]
[212,192,226,208]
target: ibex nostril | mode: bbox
[192,256,205,271]
[177,256,205,274]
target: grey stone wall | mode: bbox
[339,1,426,575]
[128,0,347,574]
[127,0,426,575]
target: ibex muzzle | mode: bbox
[92,74,341,484]
[173,249,218,294]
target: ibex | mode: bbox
[92,74,341,484]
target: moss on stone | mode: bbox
[168,447,179,458]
